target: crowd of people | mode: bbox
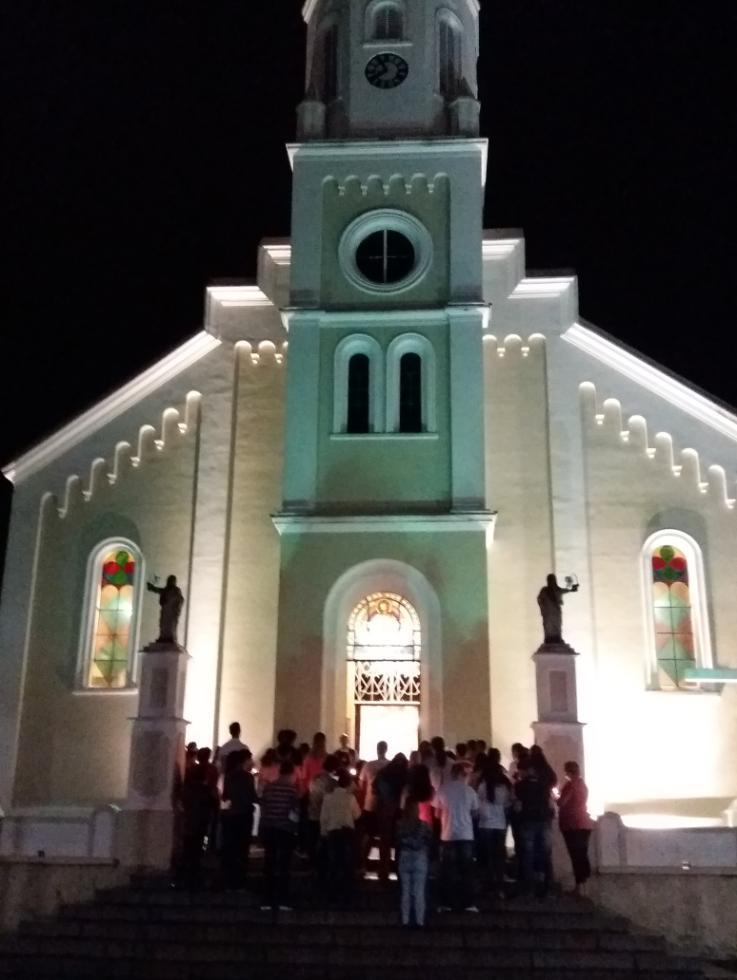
[174,723,595,925]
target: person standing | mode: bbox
[335,733,357,766]
[402,764,435,827]
[396,798,433,927]
[177,764,217,890]
[435,763,479,912]
[358,741,389,866]
[373,754,409,882]
[303,733,328,787]
[308,754,338,869]
[218,722,250,775]
[259,760,300,912]
[557,761,595,896]
[477,758,512,896]
[221,750,257,889]
[320,768,361,903]
[514,752,557,898]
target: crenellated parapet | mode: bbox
[483,332,547,360]
[325,173,445,199]
[580,382,736,512]
[37,340,289,522]
[234,339,288,368]
[41,393,201,521]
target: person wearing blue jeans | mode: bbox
[435,764,480,912]
[396,798,433,926]
[514,750,557,897]
[519,820,553,894]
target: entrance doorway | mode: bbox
[346,593,421,759]
[357,704,419,760]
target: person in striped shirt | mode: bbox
[259,760,300,912]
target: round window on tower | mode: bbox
[339,210,433,294]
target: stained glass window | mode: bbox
[347,593,421,705]
[87,547,137,689]
[651,544,695,689]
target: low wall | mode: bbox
[597,811,737,869]
[0,806,121,860]
[0,857,129,933]
[591,868,737,958]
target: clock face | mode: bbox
[365,52,409,90]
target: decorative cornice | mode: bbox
[206,285,273,312]
[566,322,737,444]
[272,512,496,535]
[511,277,576,300]
[3,332,219,485]
[287,138,489,174]
[481,236,523,260]
[580,382,737,511]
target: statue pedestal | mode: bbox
[118,642,189,870]
[532,642,586,883]
[532,641,585,774]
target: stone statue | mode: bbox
[537,574,578,645]
[147,575,185,646]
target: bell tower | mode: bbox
[298,0,481,140]
[274,0,493,748]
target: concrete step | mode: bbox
[0,946,706,979]
[16,918,665,952]
[0,877,707,980]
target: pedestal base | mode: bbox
[532,720,587,884]
[117,809,176,871]
[531,720,586,781]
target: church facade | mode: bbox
[2,0,737,832]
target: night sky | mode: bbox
[1,1,736,584]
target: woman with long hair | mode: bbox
[402,763,435,826]
[529,744,558,792]
[477,757,512,896]
[396,798,433,926]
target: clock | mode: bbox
[365,52,409,90]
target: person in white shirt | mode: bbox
[477,759,512,896]
[435,763,479,912]
[358,741,389,868]
[218,721,250,775]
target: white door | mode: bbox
[357,704,419,760]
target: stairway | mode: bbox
[0,869,708,980]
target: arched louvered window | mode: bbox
[334,335,385,435]
[347,354,371,434]
[371,2,404,40]
[438,11,462,98]
[321,23,339,102]
[386,334,436,434]
[399,353,423,433]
